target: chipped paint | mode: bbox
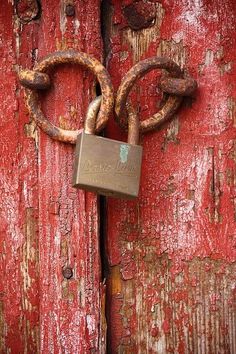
[0,0,103,352]
[123,2,165,62]
[106,0,236,352]
[2,0,236,352]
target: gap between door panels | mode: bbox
[100,1,114,353]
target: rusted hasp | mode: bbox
[115,57,197,133]
[18,50,114,144]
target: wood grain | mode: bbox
[0,1,103,352]
[105,1,236,352]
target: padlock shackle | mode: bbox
[84,96,102,134]
[127,104,139,145]
[85,97,140,145]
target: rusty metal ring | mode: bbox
[115,57,195,133]
[19,50,114,144]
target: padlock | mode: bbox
[72,97,142,199]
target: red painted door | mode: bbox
[0,1,104,352]
[105,1,236,353]
[0,1,236,354]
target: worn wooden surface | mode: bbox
[105,0,236,353]
[0,3,39,352]
[0,1,104,352]
[1,1,236,353]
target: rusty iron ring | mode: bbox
[115,57,196,133]
[18,50,114,144]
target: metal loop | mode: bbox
[159,77,197,96]
[115,57,197,133]
[19,50,114,144]
[19,70,50,90]
[127,103,140,145]
[84,96,102,134]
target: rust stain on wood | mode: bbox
[123,2,165,62]
[228,97,236,128]
[21,208,40,352]
[15,0,41,24]
[122,1,156,31]
[107,255,236,353]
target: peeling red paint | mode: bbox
[1,0,236,352]
[0,0,103,352]
[106,0,236,352]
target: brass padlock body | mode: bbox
[72,131,142,199]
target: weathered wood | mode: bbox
[1,1,236,353]
[0,2,40,352]
[0,1,104,352]
[105,0,236,352]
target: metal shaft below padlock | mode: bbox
[72,97,142,199]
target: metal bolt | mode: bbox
[15,0,41,24]
[62,267,73,279]
[65,4,75,17]
[123,1,156,31]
